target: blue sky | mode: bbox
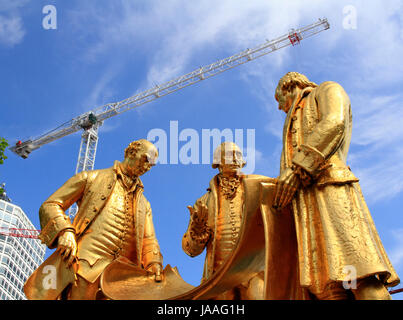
[0,0,402,298]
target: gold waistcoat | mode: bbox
[77,178,137,278]
[213,182,244,273]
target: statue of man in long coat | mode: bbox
[273,72,399,299]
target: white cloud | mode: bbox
[0,0,29,12]
[349,94,403,149]
[0,0,30,46]
[66,0,403,203]
[82,65,122,112]
[352,148,403,203]
[0,15,25,46]
[347,92,403,202]
[68,1,339,87]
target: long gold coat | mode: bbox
[283,81,399,294]
[182,174,271,282]
[24,161,162,299]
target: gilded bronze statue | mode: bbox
[24,139,164,299]
[273,72,400,299]
[95,141,280,300]
[23,73,401,301]
[182,142,269,300]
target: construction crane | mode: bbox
[10,18,330,218]
[0,227,40,240]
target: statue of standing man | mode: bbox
[182,142,266,299]
[273,72,399,299]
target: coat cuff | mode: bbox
[292,144,326,177]
[142,248,163,269]
[142,237,163,268]
[39,214,75,248]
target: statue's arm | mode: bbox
[292,81,350,177]
[38,171,88,248]
[182,193,212,257]
[141,200,163,269]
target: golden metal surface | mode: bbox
[273,72,400,299]
[24,251,77,300]
[100,257,195,300]
[24,74,401,300]
[182,142,270,299]
[24,140,164,300]
[97,176,299,300]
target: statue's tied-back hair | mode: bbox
[276,72,318,96]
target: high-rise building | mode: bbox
[0,199,46,300]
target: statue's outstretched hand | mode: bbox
[57,229,77,267]
[187,203,211,243]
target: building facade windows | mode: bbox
[0,199,46,300]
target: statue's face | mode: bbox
[218,146,244,176]
[275,82,295,114]
[124,143,158,177]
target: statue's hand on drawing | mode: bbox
[56,229,77,267]
[146,262,163,282]
[273,167,301,210]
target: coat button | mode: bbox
[292,116,297,121]
[291,128,297,133]
[101,195,106,200]
[93,207,98,213]
[292,142,298,147]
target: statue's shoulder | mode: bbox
[207,175,218,191]
[242,174,276,183]
[84,166,115,183]
[242,173,271,180]
[316,81,346,94]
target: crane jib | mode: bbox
[10,18,330,162]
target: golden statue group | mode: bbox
[24,73,400,300]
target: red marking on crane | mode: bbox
[389,288,403,295]
[0,227,40,239]
[288,32,301,46]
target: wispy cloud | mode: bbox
[65,0,403,203]
[0,0,29,47]
[67,1,334,89]
[0,0,29,12]
[81,65,122,112]
[347,92,403,202]
[0,15,25,47]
